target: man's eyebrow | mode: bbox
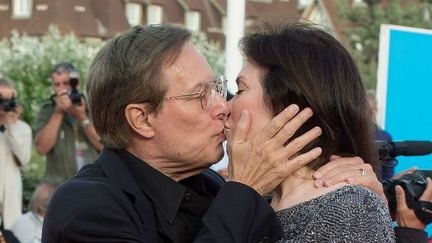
[182,80,204,93]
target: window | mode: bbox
[353,0,366,7]
[249,0,272,3]
[125,2,143,26]
[185,11,201,31]
[297,0,312,9]
[245,18,254,28]
[222,16,227,34]
[74,5,86,12]
[35,4,48,11]
[0,4,10,11]
[147,5,162,25]
[13,0,32,19]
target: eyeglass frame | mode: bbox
[161,75,228,110]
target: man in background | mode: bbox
[11,182,58,243]
[34,63,102,183]
[0,78,32,229]
[367,90,394,180]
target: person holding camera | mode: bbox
[34,63,102,183]
[0,78,32,229]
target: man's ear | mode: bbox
[125,103,155,138]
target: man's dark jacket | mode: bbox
[42,148,281,242]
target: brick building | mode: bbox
[0,0,304,43]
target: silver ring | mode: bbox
[359,168,367,177]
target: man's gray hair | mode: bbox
[28,182,59,215]
[0,78,13,88]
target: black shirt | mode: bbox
[120,150,214,243]
[0,229,20,243]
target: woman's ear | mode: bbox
[125,103,155,138]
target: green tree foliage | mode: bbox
[0,25,101,125]
[192,31,225,76]
[336,0,432,89]
[0,26,224,125]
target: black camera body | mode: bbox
[383,170,431,211]
[383,170,432,224]
[0,96,17,112]
[68,69,82,106]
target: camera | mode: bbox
[68,69,82,106]
[377,140,432,224]
[383,170,431,212]
[0,96,17,112]
[382,170,432,224]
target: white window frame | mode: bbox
[248,0,272,3]
[297,0,312,9]
[353,0,366,7]
[125,2,143,26]
[12,0,32,19]
[147,4,163,25]
[222,16,227,35]
[185,11,201,31]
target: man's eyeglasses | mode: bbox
[162,75,227,110]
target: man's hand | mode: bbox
[0,86,21,126]
[55,89,87,121]
[65,98,88,122]
[55,89,72,113]
[216,167,229,179]
[0,105,22,126]
[226,104,322,195]
[313,155,386,202]
[395,177,432,230]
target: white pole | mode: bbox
[224,0,245,94]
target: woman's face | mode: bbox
[225,61,273,140]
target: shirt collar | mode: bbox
[119,150,208,224]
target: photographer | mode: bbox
[0,78,32,229]
[390,168,432,242]
[34,63,102,183]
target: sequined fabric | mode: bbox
[276,185,395,242]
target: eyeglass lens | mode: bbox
[200,77,226,110]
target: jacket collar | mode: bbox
[96,148,186,224]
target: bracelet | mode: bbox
[80,118,91,128]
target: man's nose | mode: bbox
[210,93,230,120]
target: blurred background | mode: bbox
[0,0,431,230]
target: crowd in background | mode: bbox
[0,63,101,242]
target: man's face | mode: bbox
[51,72,71,95]
[151,42,229,171]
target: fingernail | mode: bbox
[323,179,332,187]
[314,147,322,155]
[288,104,299,113]
[314,179,323,188]
[395,185,402,193]
[304,107,313,117]
[313,171,321,179]
[346,177,354,184]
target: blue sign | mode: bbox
[377,24,432,235]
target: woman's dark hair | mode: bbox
[240,22,378,173]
